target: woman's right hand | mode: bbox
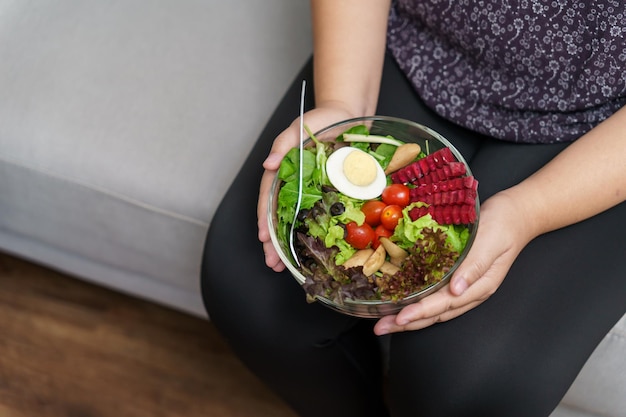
[257,105,358,271]
[258,0,390,270]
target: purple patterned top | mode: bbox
[387,0,626,143]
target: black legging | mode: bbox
[201,54,626,417]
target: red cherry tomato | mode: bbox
[380,205,403,231]
[361,200,387,227]
[382,184,410,207]
[372,224,394,249]
[345,221,375,249]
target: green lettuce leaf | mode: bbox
[392,202,470,254]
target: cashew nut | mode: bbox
[342,249,375,269]
[384,143,422,174]
[379,261,400,276]
[379,237,409,267]
[362,244,386,276]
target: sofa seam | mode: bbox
[0,153,210,228]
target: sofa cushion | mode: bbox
[0,0,312,315]
[552,314,626,417]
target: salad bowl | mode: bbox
[267,116,480,318]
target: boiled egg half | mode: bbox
[326,146,387,200]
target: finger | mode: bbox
[374,292,452,335]
[263,240,286,271]
[397,271,495,324]
[263,124,300,170]
[394,288,455,325]
[258,171,286,269]
[374,299,484,334]
[398,298,484,329]
[448,223,514,296]
[373,314,398,335]
[375,274,497,335]
[257,170,277,242]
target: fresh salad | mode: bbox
[274,124,478,305]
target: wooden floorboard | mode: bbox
[0,252,297,417]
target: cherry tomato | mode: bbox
[372,224,394,249]
[382,184,410,207]
[361,200,387,227]
[380,205,403,230]
[345,221,375,249]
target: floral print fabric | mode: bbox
[387,0,626,143]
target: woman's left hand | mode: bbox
[374,104,626,335]
[373,191,535,335]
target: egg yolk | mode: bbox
[343,150,377,186]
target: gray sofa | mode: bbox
[0,2,623,416]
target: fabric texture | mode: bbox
[387,0,626,143]
[201,55,626,417]
[557,314,626,417]
[0,0,312,316]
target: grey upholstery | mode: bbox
[0,2,622,415]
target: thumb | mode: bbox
[449,272,471,296]
[263,121,303,171]
[448,235,503,297]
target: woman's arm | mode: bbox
[310,0,391,116]
[505,105,626,238]
[258,0,391,270]
[375,106,626,334]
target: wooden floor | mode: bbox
[0,252,297,417]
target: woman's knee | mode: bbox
[386,322,568,416]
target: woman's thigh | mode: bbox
[201,58,392,417]
[386,139,626,416]
[201,51,626,417]
[199,53,488,416]
[201,52,484,350]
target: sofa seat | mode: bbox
[553,314,626,417]
[0,0,312,316]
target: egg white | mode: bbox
[326,146,387,200]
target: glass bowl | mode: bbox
[267,116,479,318]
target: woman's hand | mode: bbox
[257,105,357,271]
[373,191,536,335]
[374,104,626,335]
[258,0,389,269]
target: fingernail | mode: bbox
[452,276,468,295]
